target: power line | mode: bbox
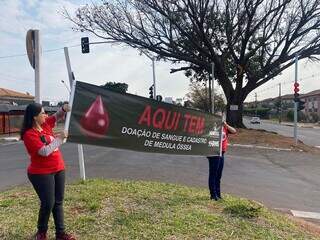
[0,53,27,59]
[254,71,320,95]
[0,44,80,60]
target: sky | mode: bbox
[0,0,320,104]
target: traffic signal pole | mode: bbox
[294,54,298,145]
[80,37,157,99]
[152,57,156,99]
[64,47,86,181]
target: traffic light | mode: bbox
[297,99,305,111]
[81,37,90,54]
[149,85,154,99]
[294,82,299,101]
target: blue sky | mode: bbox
[0,0,320,104]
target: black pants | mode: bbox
[28,170,65,234]
[207,153,225,199]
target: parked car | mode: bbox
[250,117,261,124]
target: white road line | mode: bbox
[291,210,320,220]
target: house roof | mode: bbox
[0,88,34,99]
[0,104,59,113]
[301,90,320,98]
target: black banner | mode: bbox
[67,81,222,156]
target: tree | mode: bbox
[185,82,226,113]
[101,82,128,93]
[65,0,320,127]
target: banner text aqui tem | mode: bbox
[67,81,222,156]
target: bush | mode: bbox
[243,108,271,119]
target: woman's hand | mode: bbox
[223,121,237,134]
[56,130,68,140]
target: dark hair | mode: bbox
[20,103,43,140]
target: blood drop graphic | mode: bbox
[80,95,109,138]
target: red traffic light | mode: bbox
[294,82,300,93]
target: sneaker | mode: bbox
[210,195,218,201]
[35,232,47,240]
[56,232,76,240]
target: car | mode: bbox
[250,117,261,124]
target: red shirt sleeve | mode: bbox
[23,130,46,156]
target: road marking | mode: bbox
[291,210,320,220]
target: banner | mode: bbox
[67,81,222,156]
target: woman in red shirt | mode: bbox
[20,103,76,240]
[207,121,236,201]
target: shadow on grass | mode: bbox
[223,202,262,219]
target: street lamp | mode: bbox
[61,80,71,94]
[139,50,157,99]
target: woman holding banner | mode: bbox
[207,121,236,201]
[20,103,76,240]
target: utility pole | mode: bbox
[211,62,215,114]
[151,57,156,99]
[208,71,212,114]
[294,54,298,145]
[278,83,282,124]
[255,93,258,116]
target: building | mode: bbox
[300,90,320,121]
[0,105,59,135]
[245,89,320,122]
[0,88,34,105]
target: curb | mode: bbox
[230,143,295,151]
[275,208,320,234]
[0,137,19,142]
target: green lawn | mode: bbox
[0,179,318,240]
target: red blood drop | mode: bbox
[80,95,109,138]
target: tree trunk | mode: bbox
[226,97,246,128]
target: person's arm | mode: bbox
[45,104,70,129]
[24,131,66,157]
[223,122,237,134]
[53,103,70,122]
[38,138,63,156]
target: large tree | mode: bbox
[65,0,320,127]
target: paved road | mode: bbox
[1,141,319,214]
[244,118,320,147]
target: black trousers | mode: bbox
[207,153,225,199]
[28,170,65,234]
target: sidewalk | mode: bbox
[0,133,19,142]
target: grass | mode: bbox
[0,179,319,240]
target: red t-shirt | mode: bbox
[221,126,229,152]
[23,116,65,174]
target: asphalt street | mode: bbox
[1,141,319,214]
[244,118,320,147]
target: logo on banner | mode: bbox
[80,95,109,138]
